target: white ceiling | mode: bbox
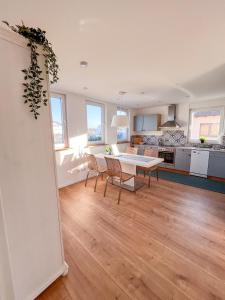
[1,0,225,108]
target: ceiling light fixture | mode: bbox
[111,90,129,128]
[80,61,88,67]
[111,115,129,128]
[118,91,127,95]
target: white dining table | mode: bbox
[94,153,164,191]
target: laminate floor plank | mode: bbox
[37,177,225,300]
[61,192,225,300]
[62,184,225,281]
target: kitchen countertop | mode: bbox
[134,144,225,152]
[176,146,225,152]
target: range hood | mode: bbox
[160,104,181,128]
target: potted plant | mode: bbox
[105,145,113,155]
[199,136,206,144]
[2,21,59,119]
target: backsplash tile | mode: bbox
[141,130,186,146]
[133,132,225,148]
[143,135,158,145]
[163,130,186,146]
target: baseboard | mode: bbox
[58,177,87,189]
[190,172,207,178]
[26,261,68,300]
[158,167,189,175]
[58,174,95,189]
[208,176,225,183]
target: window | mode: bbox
[50,94,68,149]
[86,101,105,144]
[117,108,129,142]
[189,108,223,142]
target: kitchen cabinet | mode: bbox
[136,145,158,155]
[136,144,144,155]
[134,114,161,132]
[208,151,225,179]
[143,115,160,131]
[175,148,191,171]
[160,162,175,169]
[134,115,144,132]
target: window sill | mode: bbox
[88,143,107,147]
[189,140,219,145]
[55,147,71,152]
[117,141,130,144]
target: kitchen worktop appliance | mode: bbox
[190,149,209,177]
[158,147,176,165]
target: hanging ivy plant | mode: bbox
[2,21,59,119]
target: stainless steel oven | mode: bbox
[158,147,175,165]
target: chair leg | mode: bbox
[85,171,89,187]
[104,177,109,197]
[148,171,151,188]
[144,170,146,177]
[118,179,122,204]
[118,187,122,204]
[94,174,99,192]
[156,169,159,181]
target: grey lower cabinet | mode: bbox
[136,145,145,155]
[208,151,225,179]
[160,162,175,169]
[175,148,191,171]
[136,145,157,155]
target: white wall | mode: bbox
[133,98,225,138]
[0,28,66,300]
[0,189,15,300]
[54,92,131,188]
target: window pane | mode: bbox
[117,110,127,116]
[200,124,210,136]
[190,109,221,141]
[86,104,103,142]
[51,96,65,149]
[210,123,220,137]
[117,109,129,141]
[117,128,128,140]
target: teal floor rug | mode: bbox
[150,170,225,194]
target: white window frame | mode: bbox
[188,106,224,144]
[86,100,105,145]
[116,107,130,142]
[50,93,68,150]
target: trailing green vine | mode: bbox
[2,21,59,119]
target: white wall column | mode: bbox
[0,27,66,300]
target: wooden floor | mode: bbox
[37,176,225,300]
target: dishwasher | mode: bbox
[190,149,209,178]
